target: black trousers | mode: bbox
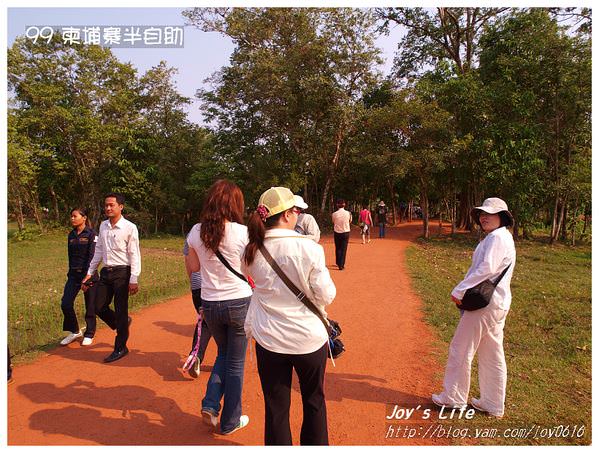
[95,266,131,350]
[190,288,212,362]
[333,232,350,269]
[256,342,329,446]
[60,270,96,335]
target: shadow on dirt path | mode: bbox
[8,221,449,445]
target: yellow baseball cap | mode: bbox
[258,187,296,218]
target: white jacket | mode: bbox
[452,227,516,311]
[242,228,336,354]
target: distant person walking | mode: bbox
[186,179,252,435]
[332,199,351,270]
[432,198,516,418]
[358,204,373,244]
[182,238,212,378]
[376,201,388,238]
[243,186,336,445]
[59,208,98,346]
[293,195,320,243]
[82,193,141,363]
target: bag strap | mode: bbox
[215,250,248,283]
[492,263,512,287]
[259,244,331,336]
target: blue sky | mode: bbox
[7,7,405,125]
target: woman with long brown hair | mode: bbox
[242,187,336,445]
[186,179,252,435]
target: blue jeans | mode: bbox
[379,222,385,238]
[200,296,250,433]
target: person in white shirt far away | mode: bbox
[432,197,516,418]
[243,186,336,445]
[331,199,351,270]
[82,192,141,363]
[293,195,321,243]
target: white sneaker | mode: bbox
[60,329,83,346]
[201,409,218,428]
[81,337,94,346]
[222,415,249,435]
[431,393,467,409]
[471,398,504,418]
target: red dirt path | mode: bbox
[8,222,449,445]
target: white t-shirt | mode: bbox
[186,222,252,301]
[332,208,351,233]
[242,229,336,355]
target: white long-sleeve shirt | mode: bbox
[86,216,141,284]
[452,227,516,311]
[242,228,336,354]
[294,213,321,243]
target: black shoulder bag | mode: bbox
[259,244,344,359]
[214,250,255,288]
[460,264,511,311]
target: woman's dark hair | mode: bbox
[200,179,245,253]
[499,211,513,228]
[244,209,288,265]
[473,210,513,228]
[336,199,346,208]
[71,207,91,228]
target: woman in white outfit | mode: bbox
[242,187,336,445]
[432,197,516,418]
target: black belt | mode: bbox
[102,265,131,272]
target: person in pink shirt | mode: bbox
[358,205,373,244]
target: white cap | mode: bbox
[294,195,308,210]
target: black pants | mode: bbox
[60,270,96,336]
[95,266,131,350]
[256,342,329,445]
[190,288,212,362]
[333,232,350,269]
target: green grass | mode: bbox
[405,233,591,446]
[7,230,189,361]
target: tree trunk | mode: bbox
[16,195,25,231]
[570,205,578,246]
[319,134,343,214]
[555,201,566,242]
[154,205,159,235]
[31,201,45,232]
[549,194,560,244]
[387,181,397,225]
[582,213,589,235]
[438,202,443,235]
[420,184,429,239]
[49,186,60,222]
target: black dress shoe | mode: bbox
[104,347,129,363]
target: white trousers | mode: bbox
[438,304,508,416]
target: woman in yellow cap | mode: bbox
[243,187,336,445]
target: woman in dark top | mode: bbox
[60,208,98,346]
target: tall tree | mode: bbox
[184,7,382,213]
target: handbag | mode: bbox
[460,263,511,311]
[259,244,345,360]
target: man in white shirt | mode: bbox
[331,199,351,270]
[83,193,141,363]
[293,195,321,243]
